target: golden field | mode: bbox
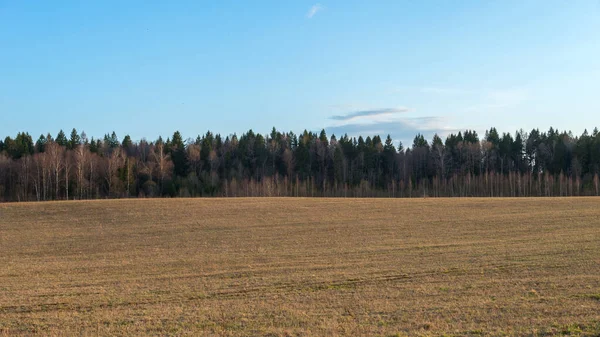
[0,198,599,336]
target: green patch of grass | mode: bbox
[560,323,583,335]
[534,322,600,336]
[585,294,600,301]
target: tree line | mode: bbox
[1,126,599,202]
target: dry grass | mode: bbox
[1,198,599,336]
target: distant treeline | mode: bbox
[1,126,599,201]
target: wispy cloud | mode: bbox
[330,107,409,122]
[307,4,324,18]
[325,117,458,146]
[324,104,456,145]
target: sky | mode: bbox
[1,1,599,146]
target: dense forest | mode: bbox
[1,126,599,202]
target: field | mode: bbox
[1,198,599,336]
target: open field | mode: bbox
[1,198,599,336]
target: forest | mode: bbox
[1,126,599,202]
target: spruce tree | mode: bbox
[89,137,98,153]
[171,131,189,177]
[56,130,68,147]
[68,128,81,150]
[35,134,47,153]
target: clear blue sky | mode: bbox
[1,1,599,145]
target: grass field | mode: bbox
[1,198,599,336]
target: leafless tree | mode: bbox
[151,142,172,194]
[64,150,73,200]
[187,144,201,175]
[282,148,294,178]
[104,147,125,197]
[74,144,88,199]
[88,153,99,199]
[46,142,63,200]
[31,153,44,201]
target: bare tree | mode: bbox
[88,153,99,199]
[187,144,201,175]
[46,142,63,200]
[64,150,73,200]
[151,142,172,195]
[282,148,294,178]
[31,153,44,201]
[74,144,88,199]
[42,152,51,200]
[104,147,125,197]
[17,156,32,201]
[124,156,134,197]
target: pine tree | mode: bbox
[56,130,68,147]
[171,131,189,178]
[89,137,98,153]
[68,128,81,150]
[109,132,119,148]
[122,135,132,148]
[6,133,34,159]
[35,134,47,153]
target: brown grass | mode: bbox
[1,198,599,336]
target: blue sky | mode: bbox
[1,1,599,145]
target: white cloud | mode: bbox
[329,107,411,126]
[325,104,459,144]
[325,116,459,146]
[307,4,324,18]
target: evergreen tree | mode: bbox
[35,134,47,153]
[68,128,81,150]
[56,130,68,147]
[171,131,189,178]
[108,132,119,148]
[89,137,99,153]
[6,132,35,159]
[2,124,600,201]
